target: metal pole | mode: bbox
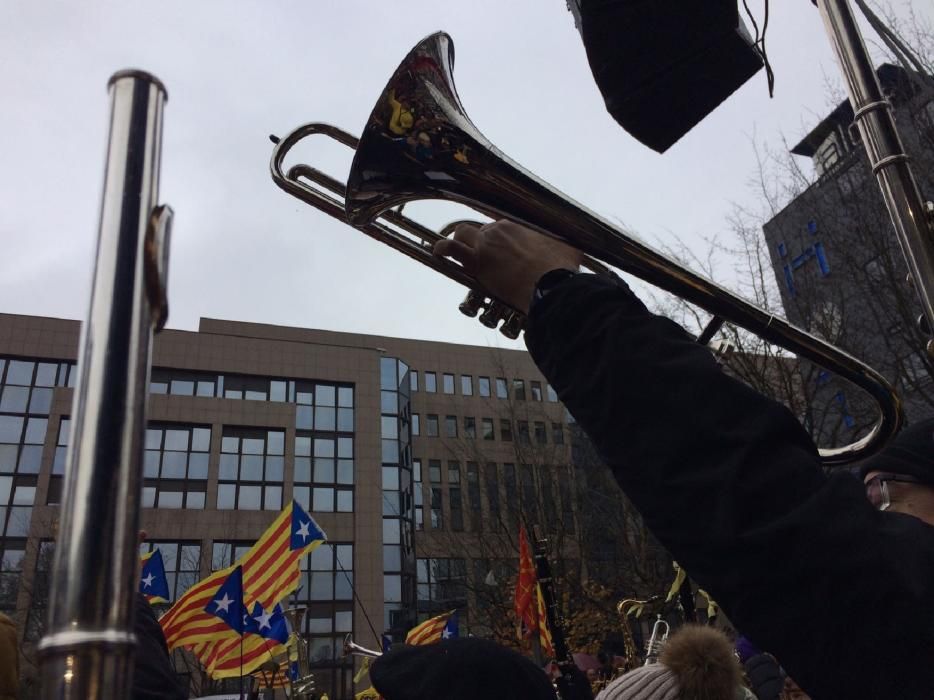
[818,0,934,353]
[38,69,172,699]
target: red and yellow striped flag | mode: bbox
[534,582,555,658]
[191,634,288,679]
[514,525,537,640]
[160,499,326,649]
[405,611,455,646]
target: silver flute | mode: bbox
[37,70,172,699]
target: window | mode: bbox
[484,463,500,530]
[426,415,439,437]
[552,423,565,445]
[295,381,354,433]
[447,461,461,484]
[413,459,424,532]
[139,540,201,602]
[444,416,457,438]
[530,381,543,402]
[294,434,354,514]
[142,424,211,509]
[0,541,25,616]
[461,375,473,396]
[546,384,558,402]
[500,419,513,442]
[495,378,508,399]
[211,540,254,571]
[424,372,437,393]
[217,428,285,511]
[430,488,443,529]
[416,558,467,614]
[410,370,419,392]
[517,421,531,445]
[46,416,70,504]
[482,418,494,441]
[429,460,442,484]
[466,462,481,531]
[478,377,491,397]
[151,368,218,398]
[24,540,53,641]
[297,543,355,664]
[411,414,420,436]
[463,417,476,439]
[513,379,526,401]
[443,373,455,395]
[449,488,464,531]
[534,421,547,445]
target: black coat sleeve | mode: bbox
[133,594,187,700]
[525,273,934,700]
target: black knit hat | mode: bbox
[860,417,934,484]
[370,638,556,700]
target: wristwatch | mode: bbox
[531,268,579,311]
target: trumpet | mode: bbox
[270,31,901,464]
[643,616,671,666]
[343,633,383,659]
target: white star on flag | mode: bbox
[254,608,273,631]
[296,520,311,542]
[441,627,453,640]
[141,573,154,588]
[214,593,234,613]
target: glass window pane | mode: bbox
[337,490,353,512]
[221,436,239,453]
[479,377,491,397]
[145,428,162,450]
[337,460,354,485]
[338,408,354,432]
[381,416,398,439]
[335,572,353,599]
[265,456,284,482]
[314,440,335,458]
[17,446,42,474]
[315,407,336,431]
[380,358,397,390]
[382,439,398,463]
[35,363,57,387]
[381,391,396,413]
[267,431,285,456]
[142,487,155,508]
[161,452,187,479]
[241,455,263,481]
[0,476,11,503]
[219,454,239,480]
[382,467,399,491]
[188,452,209,480]
[6,507,32,536]
[461,375,473,395]
[383,575,402,602]
[0,446,16,473]
[7,361,34,386]
[382,491,400,516]
[313,488,334,512]
[296,406,313,430]
[316,385,336,406]
[265,486,282,510]
[28,388,53,414]
[270,381,287,402]
[382,519,400,544]
[295,458,311,483]
[158,491,184,508]
[217,484,236,509]
[424,373,436,393]
[337,437,353,458]
[242,438,264,455]
[239,485,262,510]
[163,430,188,451]
[196,381,215,397]
[186,491,206,509]
[0,386,29,413]
[191,428,211,452]
[12,486,35,505]
[24,418,47,445]
[383,546,401,571]
[295,436,312,457]
[309,573,333,600]
[338,387,353,407]
[335,609,353,632]
[170,380,194,396]
[314,458,335,483]
[443,374,455,394]
[293,486,310,511]
[410,370,418,392]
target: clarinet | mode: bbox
[531,526,594,700]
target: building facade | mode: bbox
[762,64,934,435]
[0,312,574,698]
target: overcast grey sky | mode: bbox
[1,1,931,350]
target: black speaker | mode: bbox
[576,0,764,152]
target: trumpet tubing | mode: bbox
[270,31,902,465]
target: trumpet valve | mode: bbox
[458,290,485,318]
[478,302,507,329]
[500,312,524,339]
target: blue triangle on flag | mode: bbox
[441,611,459,640]
[204,565,246,634]
[290,499,327,550]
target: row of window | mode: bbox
[410,371,558,402]
[412,414,565,445]
[150,368,353,407]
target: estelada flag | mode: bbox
[514,525,537,640]
[405,610,456,646]
[139,548,171,604]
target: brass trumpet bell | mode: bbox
[270,32,902,464]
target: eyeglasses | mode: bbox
[864,473,924,511]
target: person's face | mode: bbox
[863,470,934,525]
